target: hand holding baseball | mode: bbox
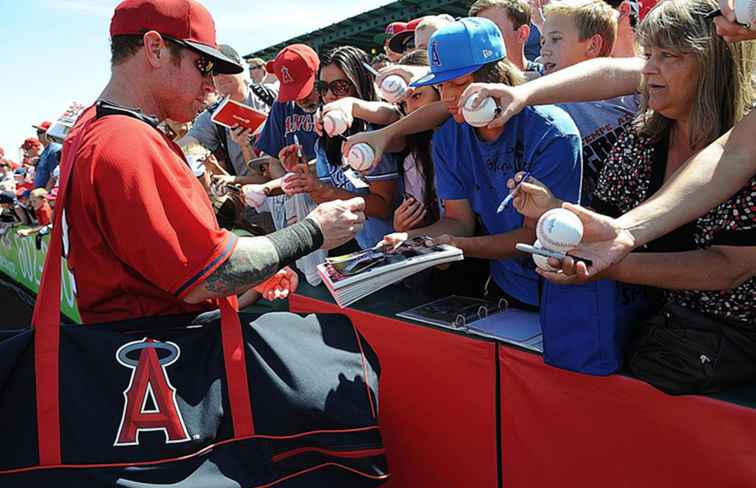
[278,144,303,172]
[458,83,530,129]
[536,203,636,284]
[343,128,389,172]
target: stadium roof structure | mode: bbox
[243,0,475,60]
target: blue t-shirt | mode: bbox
[432,106,582,306]
[33,142,62,189]
[525,23,541,61]
[558,95,639,205]
[315,139,401,249]
[255,101,317,161]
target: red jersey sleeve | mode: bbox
[89,119,236,299]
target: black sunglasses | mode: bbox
[316,79,353,97]
[161,35,215,77]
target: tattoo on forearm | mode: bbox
[203,237,280,296]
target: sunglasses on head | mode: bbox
[316,79,353,97]
[161,35,216,77]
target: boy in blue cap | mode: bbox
[383,17,582,310]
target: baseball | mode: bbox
[323,110,349,137]
[346,143,375,171]
[380,75,408,103]
[536,208,583,253]
[735,0,756,29]
[242,185,267,209]
[532,240,559,272]
[462,94,498,127]
[280,172,298,195]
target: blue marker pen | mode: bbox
[496,172,531,214]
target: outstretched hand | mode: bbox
[458,83,530,129]
[308,197,367,250]
[278,144,304,172]
[713,0,756,42]
[506,172,561,219]
[342,128,388,172]
[535,203,635,284]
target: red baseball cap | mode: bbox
[388,16,429,53]
[374,21,408,44]
[32,121,51,132]
[109,0,243,74]
[21,138,41,150]
[266,44,320,102]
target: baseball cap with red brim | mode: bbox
[32,121,52,132]
[388,16,429,53]
[374,21,408,44]
[109,0,243,75]
[266,44,320,102]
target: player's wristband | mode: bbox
[265,217,324,268]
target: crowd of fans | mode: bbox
[3,0,755,394]
[0,120,60,238]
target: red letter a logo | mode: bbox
[281,66,294,84]
[114,338,191,446]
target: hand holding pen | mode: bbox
[497,171,531,213]
[502,172,564,220]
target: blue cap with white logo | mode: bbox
[411,17,506,87]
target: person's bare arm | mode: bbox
[458,57,644,129]
[618,116,755,246]
[343,102,450,166]
[351,99,402,126]
[521,57,643,104]
[607,246,756,291]
[311,180,398,219]
[443,227,537,260]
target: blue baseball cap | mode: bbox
[411,17,506,87]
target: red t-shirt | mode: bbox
[63,105,236,324]
[35,201,52,226]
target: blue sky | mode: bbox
[0,0,394,159]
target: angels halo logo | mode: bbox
[431,41,443,67]
[281,66,294,84]
[113,338,191,447]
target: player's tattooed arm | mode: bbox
[201,237,280,297]
[183,218,324,303]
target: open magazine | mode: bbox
[317,236,464,308]
[397,295,543,352]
